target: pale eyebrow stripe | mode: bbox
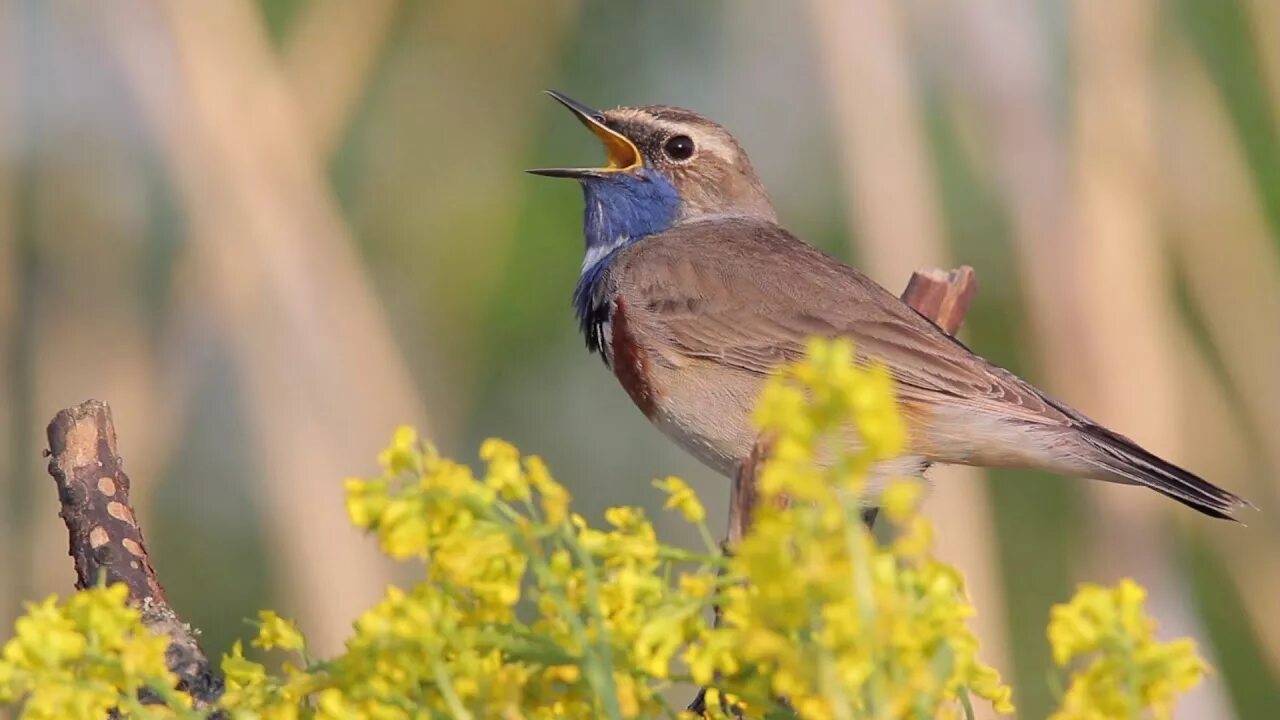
[649,120,736,163]
[609,108,738,164]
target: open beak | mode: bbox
[527,90,643,178]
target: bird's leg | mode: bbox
[684,538,746,718]
[726,435,771,546]
[862,507,880,528]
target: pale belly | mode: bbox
[644,361,759,476]
[639,359,928,491]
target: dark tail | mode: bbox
[1077,423,1252,521]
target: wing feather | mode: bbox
[610,217,1070,426]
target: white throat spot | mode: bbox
[581,235,630,274]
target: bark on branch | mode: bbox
[901,265,977,335]
[45,400,223,707]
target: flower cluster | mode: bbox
[692,338,1014,718]
[0,338,1209,719]
[1048,579,1207,720]
[194,424,719,720]
[0,583,178,719]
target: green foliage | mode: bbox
[0,339,1206,719]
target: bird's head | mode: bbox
[530,91,775,265]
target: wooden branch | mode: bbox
[901,265,977,335]
[46,400,223,708]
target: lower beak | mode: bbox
[527,90,643,178]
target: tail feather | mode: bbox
[1077,423,1251,521]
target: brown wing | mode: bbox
[610,217,1072,427]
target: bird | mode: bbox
[528,90,1249,521]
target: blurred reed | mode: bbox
[1161,42,1280,677]
[0,0,17,631]
[1070,2,1232,716]
[1245,0,1280,124]
[917,6,1083,712]
[89,0,424,655]
[283,0,400,157]
[341,0,582,424]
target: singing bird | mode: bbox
[529,90,1248,520]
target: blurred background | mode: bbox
[1,0,1277,717]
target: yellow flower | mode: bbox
[544,664,580,683]
[4,596,87,669]
[253,610,306,652]
[344,475,390,531]
[702,337,1014,717]
[378,425,421,474]
[678,573,714,600]
[481,438,531,501]
[880,477,925,523]
[0,340,1209,720]
[315,688,359,720]
[653,476,705,523]
[614,672,641,717]
[222,640,267,689]
[1049,579,1207,720]
[527,455,570,525]
[0,585,176,719]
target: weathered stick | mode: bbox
[901,265,977,335]
[46,400,223,707]
[691,265,978,715]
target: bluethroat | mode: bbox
[530,91,1247,520]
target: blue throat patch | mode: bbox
[573,170,680,356]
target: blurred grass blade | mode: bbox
[1068,4,1240,717]
[1243,0,1280,126]
[284,0,401,156]
[90,0,428,656]
[1160,40,1280,680]
[0,0,19,632]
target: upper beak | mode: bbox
[527,90,643,178]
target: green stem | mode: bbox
[840,488,889,720]
[1116,631,1141,720]
[565,527,624,720]
[472,496,621,719]
[815,622,857,720]
[694,518,721,556]
[431,657,474,720]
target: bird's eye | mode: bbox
[663,134,695,161]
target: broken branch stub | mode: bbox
[45,399,223,707]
